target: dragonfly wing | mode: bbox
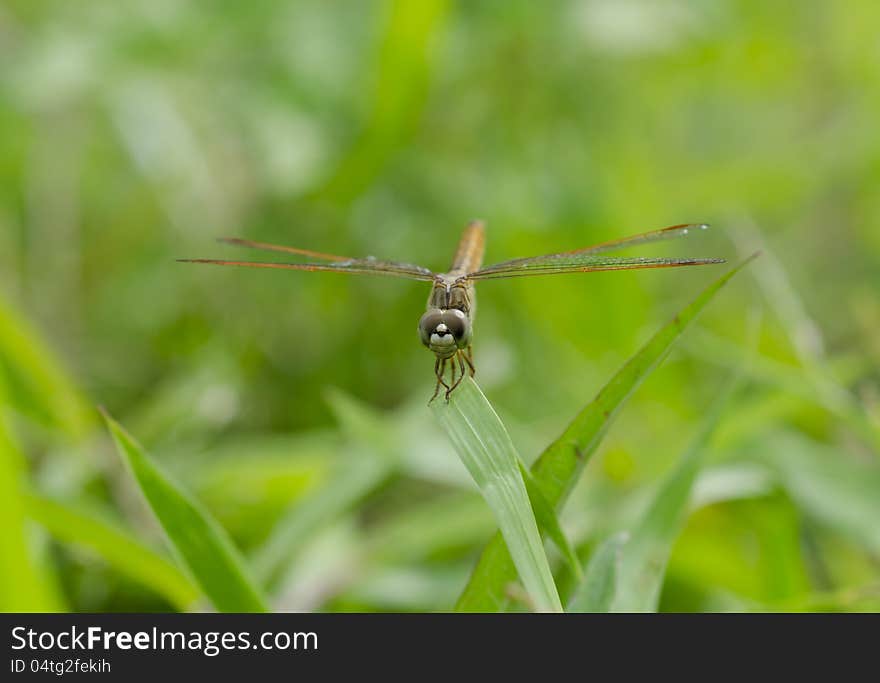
[217,237,355,262]
[466,254,724,280]
[182,236,436,280]
[564,223,710,256]
[473,223,712,277]
[179,257,436,281]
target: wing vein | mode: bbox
[467,256,724,280]
[178,258,436,281]
[469,224,720,279]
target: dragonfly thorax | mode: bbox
[418,308,471,358]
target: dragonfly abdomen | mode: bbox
[449,220,486,275]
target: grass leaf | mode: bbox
[518,460,582,580]
[433,377,562,612]
[767,433,880,554]
[24,493,200,610]
[456,256,755,611]
[568,532,628,613]
[253,455,388,587]
[102,411,268,612]
[365,492,494,563]
[610,376,739,612]
[0,291,94,440]
[253,391,397,587]
[733,223,880,451]
[0,406,61,611]
[317,0,450,201]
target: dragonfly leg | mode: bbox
[464,345,476,376]
[429,357,451,404]
[445,351,467,400]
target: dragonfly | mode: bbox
[180,221,724,401]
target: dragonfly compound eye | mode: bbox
[418,308,471,354]
[418,309,445,347]
[442,309,468,342]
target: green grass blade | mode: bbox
[0,291,94,440]
[768,433,880,554]
[610,377,739,612]
[0,409,61,611]
[317,0,450,201]
[102,411,268,612]
[568,532,628,613]
[517,460,582,580]
[24,492,200,610]
[364,493,495,564]
[253,455,389,586]
[734,224,880,452]
[253,390,397,587]
[433,377,562,612]
[456,256,755,611]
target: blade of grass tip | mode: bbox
[433,377,563,612]
[731,220,824,362]
[517,460,582,581]
[733,221,879,451]
[610,373,742,612]
[24,492,200,610]
[456,255,757,611]
[599,311,757,613]
[101,410,268,612]
[568,532,629,613]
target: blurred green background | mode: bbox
[1,0,878,612]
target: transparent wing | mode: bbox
[466,255,724,280]
[179,257,437,280]
[216,237,356,262]
[179,238,436,281]
[468,224,722,280]
[562,223,710,257]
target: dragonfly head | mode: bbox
[419,308,471,359]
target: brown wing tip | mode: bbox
[467,219,486,230]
